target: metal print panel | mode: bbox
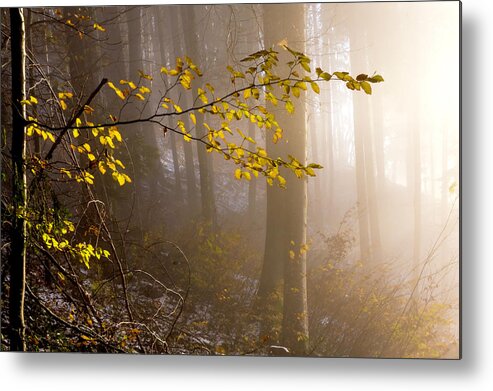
[1,2,460,358]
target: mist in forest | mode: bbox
[1,2,459,358]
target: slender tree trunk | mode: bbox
[180,6,217,229]
[9,7,27,352]
[350,31,377,264]
[155,8,183,199]
[259,3,309,355]
[247,122,257,224]
[167,7,199,216]
[412,117,422,269]
[352,91,371,263]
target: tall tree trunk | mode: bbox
[166,6,199,216]
[180,6,217,229]
[125,6,162,230]
[352,91,371,263]
[351,29,383,263]
[155,8,183,200]
[247,122,257,224]
[412,115,422,270]
[259,3,309,355]
[9,7,27,352]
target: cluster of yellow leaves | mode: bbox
[37,217,110,269]
[26,118,56,143]
[107,77,152,102]
[155,47,382,188]
[64,114,131,187]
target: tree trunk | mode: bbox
[9,7,27,352]
[155,8,183,199]
[167,6,199,216]
[247,122,257,224]
[180,6,217,229]
[259,3,309,355]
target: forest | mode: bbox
[1,3,459,358]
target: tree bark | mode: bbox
[180,6,217,229]
[9,7,27,352]
[259,3,309,355]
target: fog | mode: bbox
[1,3,459,357]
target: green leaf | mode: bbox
[368,74,384,83]
[294,81,307,91]
[334,71,349,80]
[310,82,320,94]
[300,61,311,73]
[360,81,372,95]
[285,100,295,114]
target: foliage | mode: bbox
[307,213,458,358]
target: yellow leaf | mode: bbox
[87,153,96,161]
[82,143,91,152]
[190,113,197,125]
[311,82,320,94]
[174,104,183,113]
[58,92,72,99]
[73,129,80,138]
[98,162,106,174]
[300,61,311,73]
[139,86,150,94]
[138,70,153,80]
[135,93,145,101]
[84,105,94,114]
[234,168,242,180]
[109,127,122,142]
[294,81,307,91]
[29,96,38,104]
[46,131,55,143]
[285,100,295,114]
[289,250,295,260]
[360,81,372,95]
[107,81,125,100]
[60,100,67,110]
[93,23,105,32]
[112,171,125,186]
